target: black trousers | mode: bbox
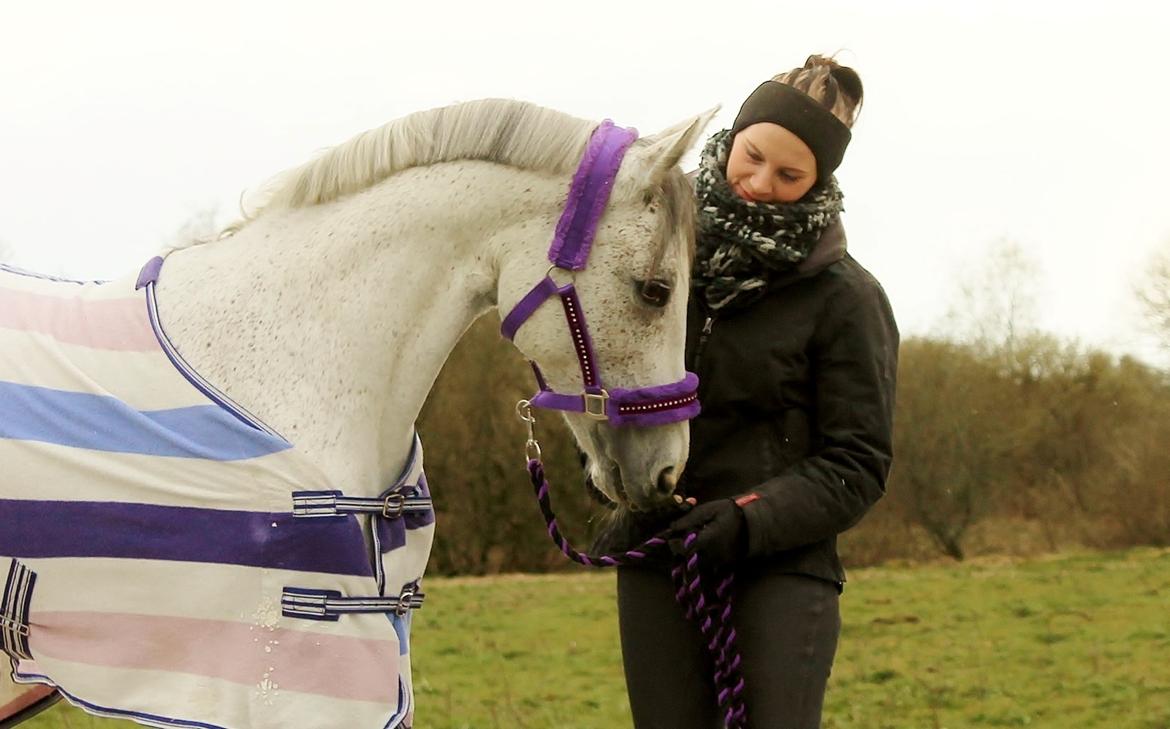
[617,566,840,729]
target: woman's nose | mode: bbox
[748,172,772,199]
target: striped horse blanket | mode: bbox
[0,260,435,729]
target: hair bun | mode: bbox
[772,53,864,128]
[803,54,833,70]
[829,66,864,105]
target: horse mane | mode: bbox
[224,99,596,233]
[217,97,695,268]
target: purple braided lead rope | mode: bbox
[526,459,749,728]
[527,458,669,567]
[670,536,748,729]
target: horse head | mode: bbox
[496,109,717,511]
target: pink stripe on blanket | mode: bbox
[0,288,158,352]
[29,612,399,703]
[0,684,56,721]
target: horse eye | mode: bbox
[636,279,672,308]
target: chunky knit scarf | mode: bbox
[692,129,844,313]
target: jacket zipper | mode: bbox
[691,315,716,372]
[680,313,716,497]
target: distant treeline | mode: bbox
[419,316,1170,575]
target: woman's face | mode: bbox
[725,122,817,204]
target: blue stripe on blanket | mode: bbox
[0,381,290,460]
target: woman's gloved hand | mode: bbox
[668,497,754,566]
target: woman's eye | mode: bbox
[636,279,672,308]
[779,172,798,183]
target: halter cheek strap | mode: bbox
[500,120,701,427]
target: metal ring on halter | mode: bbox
[544,264,574,287]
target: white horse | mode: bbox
[0,98,715,728]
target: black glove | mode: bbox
[668,498,749,566]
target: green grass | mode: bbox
[22,548,1170,728]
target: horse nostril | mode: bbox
[656,466,677,495]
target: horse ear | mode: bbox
[632,105,720,190]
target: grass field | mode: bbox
[21,547,1170,728]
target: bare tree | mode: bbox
[941,238,1041,359]
[895,241,1046,559]
[892,339,1014,559]
[1136,242,1170,357]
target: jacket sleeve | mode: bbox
[740,276,899,556]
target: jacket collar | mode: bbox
[794,219,847,277]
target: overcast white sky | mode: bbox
[2,0,1167,362]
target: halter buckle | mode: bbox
[583,390,610,420]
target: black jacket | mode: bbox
[683,221,898,585]
[600,222,899,586]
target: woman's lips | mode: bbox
[733,183,756,202]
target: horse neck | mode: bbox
[154,161,563,494]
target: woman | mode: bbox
[608,55,899,728]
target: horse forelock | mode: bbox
[645,165,696,280]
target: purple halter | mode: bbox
[500,120,701,428]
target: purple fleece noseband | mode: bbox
[500,120,701,427]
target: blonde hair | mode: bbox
[772,54,864,129]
